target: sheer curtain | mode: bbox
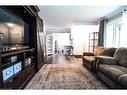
[120,9,127,47]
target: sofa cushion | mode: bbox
[83,56,95,64]
[99,64,127,81]
[100,47,116,56]
[94,46,104,56]
[95,56,117,65]
[83,52,94,56]
[113,48,127,67]
[118,74,127,87]
[94,46,116,56]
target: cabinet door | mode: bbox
[36,17,45,71]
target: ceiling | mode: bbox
[38,6,121,29]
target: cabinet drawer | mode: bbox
[2,66,14,81]
[13,62,22,74]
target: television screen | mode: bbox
[0,8,29,46]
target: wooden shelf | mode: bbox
[47,35,53,55]
[89,32,99,52]
[2,61,21,69]
[0,48,35,85]
[1,48,35,57]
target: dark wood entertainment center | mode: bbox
[0,6,46,89]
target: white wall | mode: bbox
[52,33,70,53]
[71,24,99,55]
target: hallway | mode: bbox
[25,54,107,89]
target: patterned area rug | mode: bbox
[25,63,107,89]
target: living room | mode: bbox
[0,0,127,94]
[37,5,127,89]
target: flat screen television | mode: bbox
[0,8,29,47]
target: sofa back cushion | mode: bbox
[113,48,127,67]
[100,47,116,56]
[94,46,104,55]
[94,46,116,56]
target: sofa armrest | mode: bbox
[83,52,94,56]
[95,56,117,65]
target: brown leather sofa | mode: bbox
[95,48,127,88]
[82,46,116,72]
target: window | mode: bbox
[105,9,127,48]
[105,16,123,48]
[105,23,114,47]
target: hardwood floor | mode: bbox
[46,53,70,64]
[25,53,107,89]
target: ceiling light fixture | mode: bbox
[6,23,15,27]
